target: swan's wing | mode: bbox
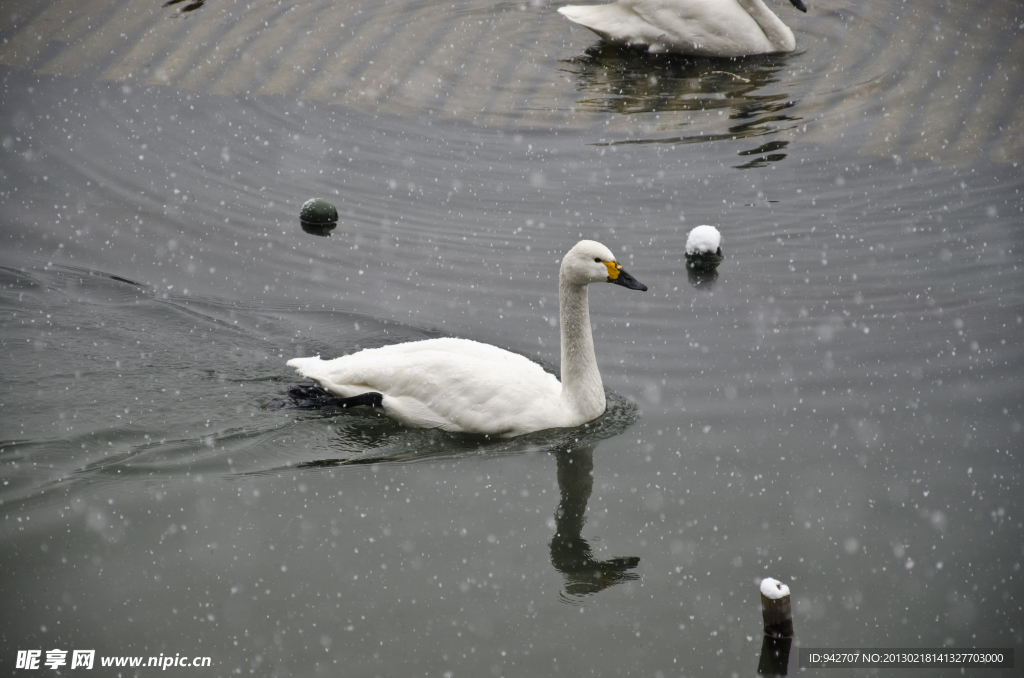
[559,3,668,46]
[629,0,771,55]
[561,0,774,56]
[288,339,565,434]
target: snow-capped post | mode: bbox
[759,577,793,637]
[684,225,724,270]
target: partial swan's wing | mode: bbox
[560,0,776,56]
[630,0,772,55]
[559,3,666,44]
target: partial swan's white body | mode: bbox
[558,0,805,56]
[287,241,647,437]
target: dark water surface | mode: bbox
[2,0,1022,675]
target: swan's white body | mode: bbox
[287,241,647,437]
[558,0,804,56]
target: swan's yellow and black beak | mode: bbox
[789,0,807,12]
[604,260,648,291]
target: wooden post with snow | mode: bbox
[757,577,794,675]
[760,577,793,637]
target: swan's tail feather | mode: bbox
[287,355,342,391]
[286,356,322,374]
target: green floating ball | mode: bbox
[300,198,338,225]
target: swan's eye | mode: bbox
[594,257,601,262]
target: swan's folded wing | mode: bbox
[287,339,565,434]
[561,0,779,56]
[558,3,666,45]
[628,0,769,55]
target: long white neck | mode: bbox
[736,0,796,52]
[558,275,606,420]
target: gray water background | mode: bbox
[1,0,1022,675]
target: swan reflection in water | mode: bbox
[563,45,800,165]
[549,445,640,600]
[290,436,640,600]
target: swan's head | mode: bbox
[561,240,648,291]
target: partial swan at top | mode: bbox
[558,0,808,57]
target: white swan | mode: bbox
[558,0,807,56]
[286,240,647,437]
